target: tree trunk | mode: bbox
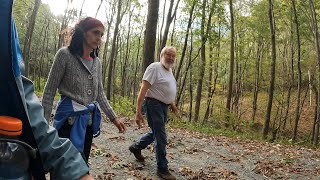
[226,0,235,112]
[57,0,71,49]
[263,0,277,139]
[194,0,207,122]
[142,0,159,72]
[159,0,181,51]
[133,36,142,105]
[79,0,86,17]
[95,0,103,18]
[188,39,194,122]
[158,0,167,53]
[291,0,302,143]
[22,0,41,76]
[121,10,132,97]
[251,40,263,122]
[106,1,123,99]
[175,0,196,81]
[309,0,320,146]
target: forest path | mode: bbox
[89,117,320,180]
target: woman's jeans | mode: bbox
[136,97,169,173]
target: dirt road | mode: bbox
[89,117,320,180]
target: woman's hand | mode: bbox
[112,118,126,133]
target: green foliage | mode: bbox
[168,116,261,141]
[111,96,135,118]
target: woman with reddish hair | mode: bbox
[42,17,126,163]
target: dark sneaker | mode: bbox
[129,144,145,162]
[157,170,176,180]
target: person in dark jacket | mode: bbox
[0,0,94,179]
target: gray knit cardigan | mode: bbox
[42,47,117,122]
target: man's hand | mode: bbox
[135,111,144,128]
[112,118,126,133]
[170,103,179,114]
[79,174,94,180]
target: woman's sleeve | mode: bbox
[96,60,117,121]
[41,49,66,121]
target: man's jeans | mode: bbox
[136,97,169,173]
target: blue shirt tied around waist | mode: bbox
[53,95,101,152]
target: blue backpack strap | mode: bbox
[0,0,45,179]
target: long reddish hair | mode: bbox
[68,17,105,58]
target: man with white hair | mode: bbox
[129,46,178,180]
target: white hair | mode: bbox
[160,46,176,58]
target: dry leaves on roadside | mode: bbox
[179,166,238,179]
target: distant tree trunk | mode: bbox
[291,0,302,143]
[233,34,240,116]
[312,86,318,143]
[194,0,207,122]
[121,10,132,97]
[204,39,219,122]
[159,0,180,51]
[57,0,71,48]
[102,20,113,87]
[176,31,197,106]
[226,0,235,112]
[188,39,194,122]
[133,36,142,105]
[158,0,167,52]
[204,39,214,123]
[170,16,177,46]
[309,0,320,146]
[22,0,41,76]
[102,1,116,87]
[263,0,277,139]
[142,0,159,72]
[193,0,215,122]
[175,0,196,82]
[79,0,86,17]
[37,21,49,91]
[95,0,103,18]
[106,1,123,99]
[282,23,294,132]
[251,40,263,122]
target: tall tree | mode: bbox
[193,0,215,122]
[102,0,116,87]
[291,0,302,143]
[251,40,264,122]
[22,0,41,76]
[142,0,159,72]
[79,0,86,18]
[57,0,71,49]
[263,0,277,139]
[159,0,181,51]
[95,0,103,18]
[106,0,127,99]
[309,0,320,145]
[175,0,196,81]
[226,0,235,112]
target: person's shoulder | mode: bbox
[56,47,71,56]
[148,62,161,69]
